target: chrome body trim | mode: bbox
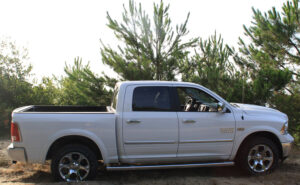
[180,139,233,143]
[124,140,177,144]
[126,120,141,124]
[107,161,234,171]
[182,119,196,124]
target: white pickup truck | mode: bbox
[7,81,294,181]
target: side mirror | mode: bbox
[217,102,226,113]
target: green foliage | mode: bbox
[181,33,246,102]
[238,0,300,138]
[0,39,34,137]
[238,0,299,92]
[31,77,60,105]
[0,39,33,108]
[271,89,300,143]
[251,68,292,104]
[101,0,198,81]
[58,57,112,105]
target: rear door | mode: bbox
[122,85,179,163]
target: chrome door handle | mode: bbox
[126,120,141,124]
[183,119,196,123]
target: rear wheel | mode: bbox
[237,137,279,175]
[51,144,98,181]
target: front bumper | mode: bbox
[281,142,293,158]
[7,143,27,162]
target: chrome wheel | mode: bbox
[247,144,274,173]
[58,152,90,182]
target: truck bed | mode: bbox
[11,106,118,163]
[22,105,108,112]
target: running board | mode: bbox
[106,161,234,171]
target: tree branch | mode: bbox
[284,87,294,95]
[289,39,300,56]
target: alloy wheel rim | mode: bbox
[247,144,274,173]
[58,152,90,181]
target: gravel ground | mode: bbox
[1,140,300,185]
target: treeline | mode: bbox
[0,0,299,142]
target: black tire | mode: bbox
[51,144,98,181]
[236,136,279,175]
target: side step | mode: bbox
[106,161,234,171]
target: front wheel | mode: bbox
[237,137,279,175]
[51,144,98,182]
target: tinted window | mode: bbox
[177,87,218,112]
[132,86,172,111]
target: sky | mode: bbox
[0,0,286,82]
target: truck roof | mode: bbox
[118,81,201,87]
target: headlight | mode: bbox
[280,122,288,135]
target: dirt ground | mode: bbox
[1,140,300,185]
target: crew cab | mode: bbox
[7,81,294,181]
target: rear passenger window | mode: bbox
[132,86,172,111]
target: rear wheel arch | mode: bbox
[235,131,283,161]
[46,135,103,161]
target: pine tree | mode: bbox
[58,57,112,105]
[181,32,246,102]
[101,0,198,81]
[237,0,299,97]
[237,0,300,139]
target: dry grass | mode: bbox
[1,140,300,185]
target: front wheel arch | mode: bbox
[235,131,283,162]
[235,136,279,174]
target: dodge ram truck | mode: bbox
[7,81,294,181]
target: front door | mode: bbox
[122,85,179,163]
[175,86,236,161]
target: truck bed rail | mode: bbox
[24,105,108,112]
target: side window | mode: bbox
[132,86,172,111]
[177,87,219,112]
